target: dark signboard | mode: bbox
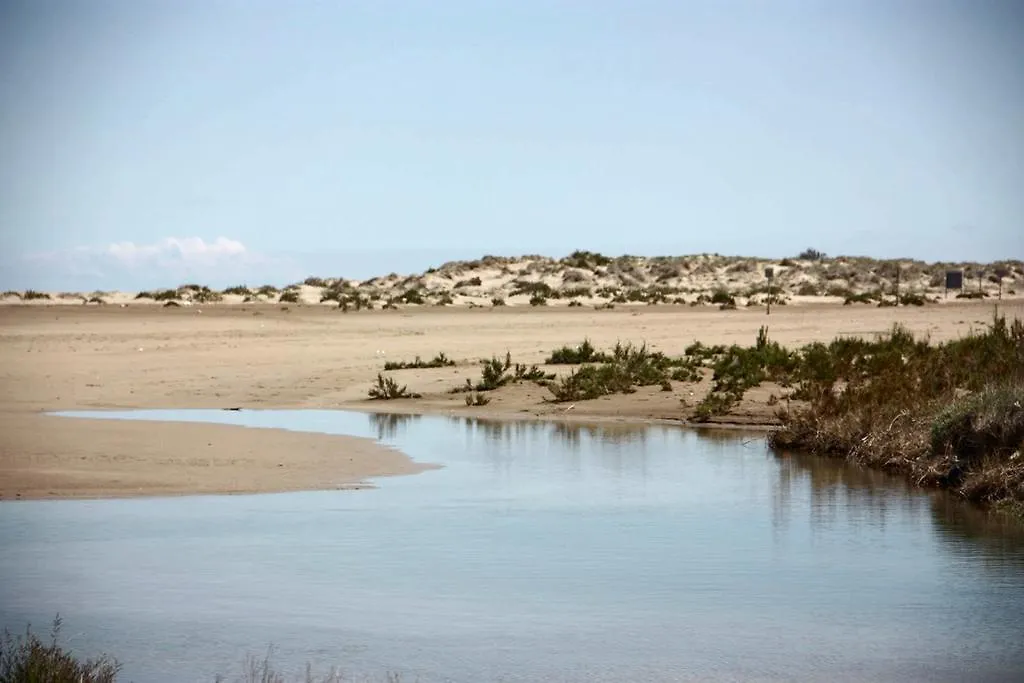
[765,267,774,279]
[945,270,963,290]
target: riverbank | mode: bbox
[1,301,1020,500]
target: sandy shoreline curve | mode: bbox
[0,412,435,501]
[1,300,1019,500]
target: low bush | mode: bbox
[400,289,425,305]
[23,290,51,300]
[546,339,607,364]
[456,352,554,393]
[692,326,797,421]
[278,291,300,304]
[529,294,548,307]
[465,392,491,406]
[367,373,421,400]
[512,281,554,298]
[796,282,819,296]
[454,277,482,288]
[222,285,252,296]
[562,250,612,270]
[491,297,506,307]
[546,342,675,402]
[709,288,735,306]
[844,291,878,305]
[384,352,455,371]
[797,248,827,261]
[899,292,928,306]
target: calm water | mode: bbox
[2,410,1023,683]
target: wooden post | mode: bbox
[765,267,774,316]
[995,267,1009,300]
[895,265,900,306]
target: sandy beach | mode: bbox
[2,296,1019,500]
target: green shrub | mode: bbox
[899,292,928,306]
[456,352,554,393]
[479,353,513,390]
[956,291,987,300]
[465,392,491,406]
[222,285,252,296]
[23,290,51,300]
[844,291,878,305]
[796,282,819,296]
[303,277,328,287]
[257,285,279,297]
[384,352,455,371]
[710,288,735,306]
[454,277,482,288]
[491,297,506,307]
[511,281,554,298]
[367,373,421,400]
[797,248,827,260]
[562,250,612,269]
[400,289,425,305]
[278,291,300,304]
[546,342,673,402]
[529,294,548,307]
[546,339,607,364]
[190,287,222,303]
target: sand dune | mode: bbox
[3,252,1021,308]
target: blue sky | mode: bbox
[1,1,1022,290]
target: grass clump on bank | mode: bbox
[770,313,1024,511]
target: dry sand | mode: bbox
[1,299,1020,500]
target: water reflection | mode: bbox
[770,448,1024,565]
[368,412,420,440]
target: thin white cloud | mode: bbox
[104,237,248,267]
[21,237,288,288]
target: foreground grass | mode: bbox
[1,619,403,683]
[1,617,119,683]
